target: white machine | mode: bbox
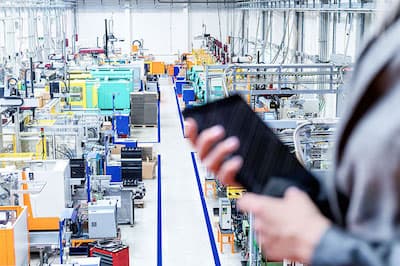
[88,199,117,239]
[0,206,29,266]
[27,160,71,218]
[219,198,232,230]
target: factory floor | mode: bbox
[30,77,241,266]
[121,77,241,266]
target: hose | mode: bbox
[293,121,312,166]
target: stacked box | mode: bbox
[130,92,158,126]
[144,92,158,125]
[130,92,145,125]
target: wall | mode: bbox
[75,5,235,60]
[243,10,362,64]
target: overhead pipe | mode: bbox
[157,0,247,4]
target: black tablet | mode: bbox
[183,95,322,202]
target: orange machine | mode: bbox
[150,61,165,75]
[0,206,29,266]
[22,171,59,231]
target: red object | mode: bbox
[65,38,69,47]
[79,48,105,55]
[90,245,129,266]
[75,34,78,42]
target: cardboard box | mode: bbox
[42,91,51,100]
[111,144,125,155]
[138,143,154,160]
[36,96,44,108]
[102,121,112,131]
[142,159,156,179]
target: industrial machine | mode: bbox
[113,114,130,137]
[25,160,72,231]
[219,198,232,230]
[88,199,117,239]
[0,173,19,206]
[121,147,142,186]
[0,206,29,266]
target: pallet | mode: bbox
[132,124,157,128]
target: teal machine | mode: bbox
[187,65,225,104]
[89,67,141,114]
[188,66,206,103]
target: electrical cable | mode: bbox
[293,121,312,166]
[281,11,296,64]
[260,12,271,62]
[271,11,289,64]
[253,11,262,59]
[344,13,353,57]
[56,149,71,159]
[217,6,223,42]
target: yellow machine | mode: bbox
[191,49,215,66]
[226,186,246,199]
[68,80,87,108]
[0,206,29,266]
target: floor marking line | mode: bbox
[157,154,162,266]
[191,152,221,266]
[158,97,161,143]
[174,88,185,137]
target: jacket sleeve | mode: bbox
[311,226,400,266]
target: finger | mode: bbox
[216,155,243,186]
[284,186,305,199]
[184,118,198,144]
[284,186,315,207]
[203,136,240,173]
[196,125,225,160]
[253,217,267,236]
[237,193,282,215]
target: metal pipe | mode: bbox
[30,57,34,97]
[157,0,245,3]
[104,19,108,59]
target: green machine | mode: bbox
[97,79,132,110]
[90,68,135,80]
[89,68,136,111]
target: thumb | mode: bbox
[284,186,307,200]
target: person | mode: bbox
[185,3,400,265]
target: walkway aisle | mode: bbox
[122,77,240,266]
[157,78,215,265]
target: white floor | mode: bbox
[122,77,241,266]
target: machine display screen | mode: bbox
[0,211,8,225]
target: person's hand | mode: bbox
[185,118,242,185]
[238,187,331,263]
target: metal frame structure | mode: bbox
[0,0,77,8]
[236,0,376,13]
[205,63,346,102]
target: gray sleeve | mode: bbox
[311,226,400,266]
